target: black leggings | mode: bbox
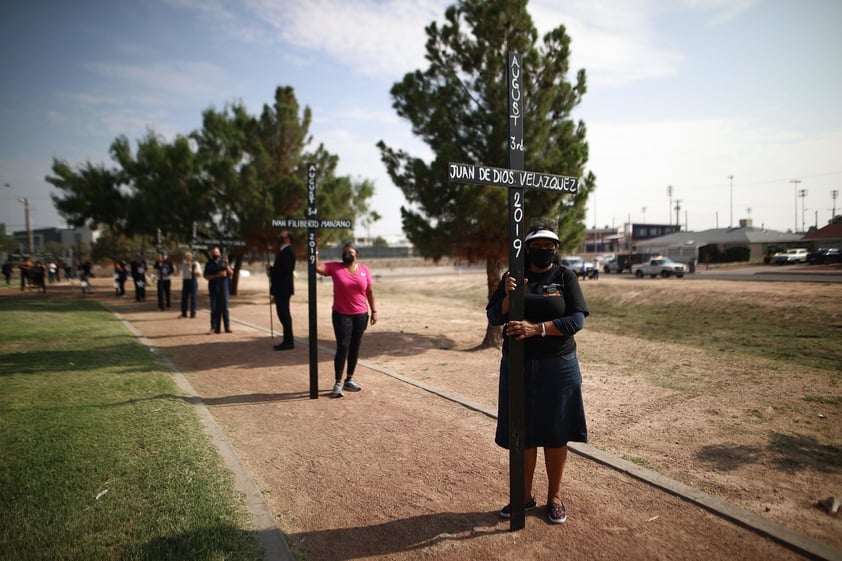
[332,310,368,382]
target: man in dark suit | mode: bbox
[269,230,296,350]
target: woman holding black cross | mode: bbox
[485,221,589,525]
[315,242,378,398]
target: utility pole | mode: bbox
[728,174,734,228]
[17,196,33,254]
[799,188,808,233]
[832,189,839,219]
[790,179,801,232]
[674,199,682,230]
[667,185,673,225]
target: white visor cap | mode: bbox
[524,229,560,243]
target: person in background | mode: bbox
[485,221,589,525]
[113,259,127,297]
[315,242,377,398]
[267,230,296,350]
[80,260,94,294]
[2,259,12,286]
[117,260,128,295]
[130,253,147,302]
[19,256,31,291]
[204,246,233,334]
[579,259,588,281]
[154,250,174,311]
[179,251,201,319]
[30,261,46,292]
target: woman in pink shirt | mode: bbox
[315,243,378,398]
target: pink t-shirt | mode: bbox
[324,262,373,315]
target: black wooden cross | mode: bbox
[176,222,203,256]
[271,162,352,399]
[448,53,579,531]
[193,237,247,259]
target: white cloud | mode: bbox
[246,0,448,80]
[252,0,685,87]
[531,0,759,88]
[529,0,681,88]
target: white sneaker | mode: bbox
[331,382,344,398]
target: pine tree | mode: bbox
[377,0,596,347]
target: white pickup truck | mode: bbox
[631,257,687,278]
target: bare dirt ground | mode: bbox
[8,264,841,561]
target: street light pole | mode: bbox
[674,199,682,230]
[799,189,808,233]
[790,179,801,232]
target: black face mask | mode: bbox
[212,254,221,262]
[342,252,355,265]
[528,248,556,268]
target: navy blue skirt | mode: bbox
[495,351,588,449]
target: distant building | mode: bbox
[582,226,624,254]
[800,222,842,248]
[9,226,98,263]
[635,220,802,263]
[583,223,681,254]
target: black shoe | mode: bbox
[225,329,232,333]
[500,497,537,519]
[274,342,294,350]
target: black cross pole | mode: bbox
[447,53,579,531]
[506,52,527,532]
[271,162,352,399]
[177,222,203,255]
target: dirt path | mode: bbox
[15,269,841,561]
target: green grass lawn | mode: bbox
[0,297,263,561]
[582,282,842,375]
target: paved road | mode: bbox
[689,265,842,283]
[373,263,842,283]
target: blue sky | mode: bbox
[2,0,841,241]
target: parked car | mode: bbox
[561,256,596,279]
[602,253,649,274]
[763,245,784,264]
[807,247,841,265]
[603,257,623,274]
[631,257,687,278]
[772,248,809,264]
